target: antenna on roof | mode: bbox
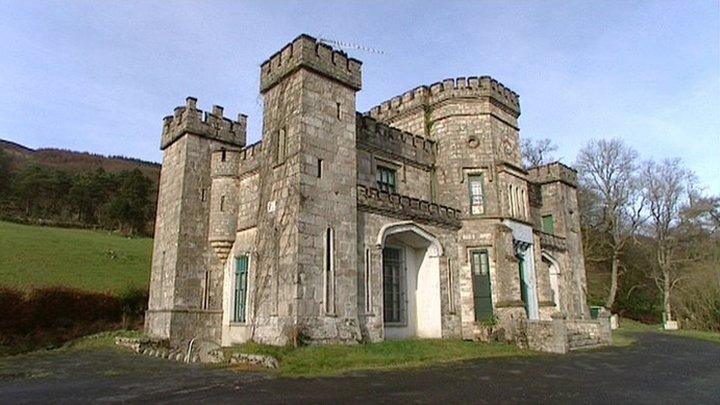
[317,36,384,55]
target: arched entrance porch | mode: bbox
[542,251,562,313]
[376,222,443,339]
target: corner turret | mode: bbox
[209,148,241,261]
[161,97,247,150]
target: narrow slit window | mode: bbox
[201,188,206,202]
[202,270,210,309]
[365,248,372,313]
[221,148,227,162]
[336,102,342,120]
[220,195,225,212]
[447,257,454,313]
[324,227,335,314]
[317,158,323,178]
[277,128,287,162]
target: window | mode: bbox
[220,195,225,212]
[202,270,210,309]
[364,248,372,313]
[317,158,323,178]
[383,247,405,324]
[324,227,335,314]
[221,148,227,162]
[542,215,555,234]
[201,188,206,202]
[472,250,490,276]
[376,166,396,193]
[336,102,342,120]
[468,174,485,214]
[447,257,455,313]
[508,184,515,217]
[233,255,249,323]
[471,249,493,322]
[277,128,287,162]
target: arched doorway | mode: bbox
[542,252,561,312]
[376,222,443,339]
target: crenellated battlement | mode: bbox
[236,140,264,175]
[260,34,362,93]
[366,76,520,122]
[161,97,247,150]
[356,114,435,168]
[527,162,578,187]
[211,148,241,179]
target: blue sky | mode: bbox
[1,1,718,193]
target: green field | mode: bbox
[0,221,152,294]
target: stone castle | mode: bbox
[145,34,611,353]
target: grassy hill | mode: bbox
[0,221,152,294]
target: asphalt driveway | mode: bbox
[1,332,718,404]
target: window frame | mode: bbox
[467,173,486,215]
[376,165,397,193]
[542,214,555,234]
[382,246,407,326]
[232,254,250,324]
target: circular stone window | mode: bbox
[467,136,480,149]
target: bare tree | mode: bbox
[641,158,694,326]
[521,137,558,168]
[576,138,644,310]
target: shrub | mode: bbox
[0,286,148,355]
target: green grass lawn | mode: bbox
[0,220,152,293]
[614,318,720,347]
[227,339,535,377]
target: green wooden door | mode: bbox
[234,255,249,323]
[471,250,493,321]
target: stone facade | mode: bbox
[145,34,610,351]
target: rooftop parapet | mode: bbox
[527,162,578,187]
[357,185,461,229]
[260,34,362,93]
[237,140,264,176]
[366,76,520,122]
[211,148,241,179]
[356,114,435,169]
[161,97,247,150]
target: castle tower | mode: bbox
[248,35,363,343]
[145,98,246,344]
[528,163,590,319]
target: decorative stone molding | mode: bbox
[357,185,461,229]
[210,240,233,262]
[535,230,567,251]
